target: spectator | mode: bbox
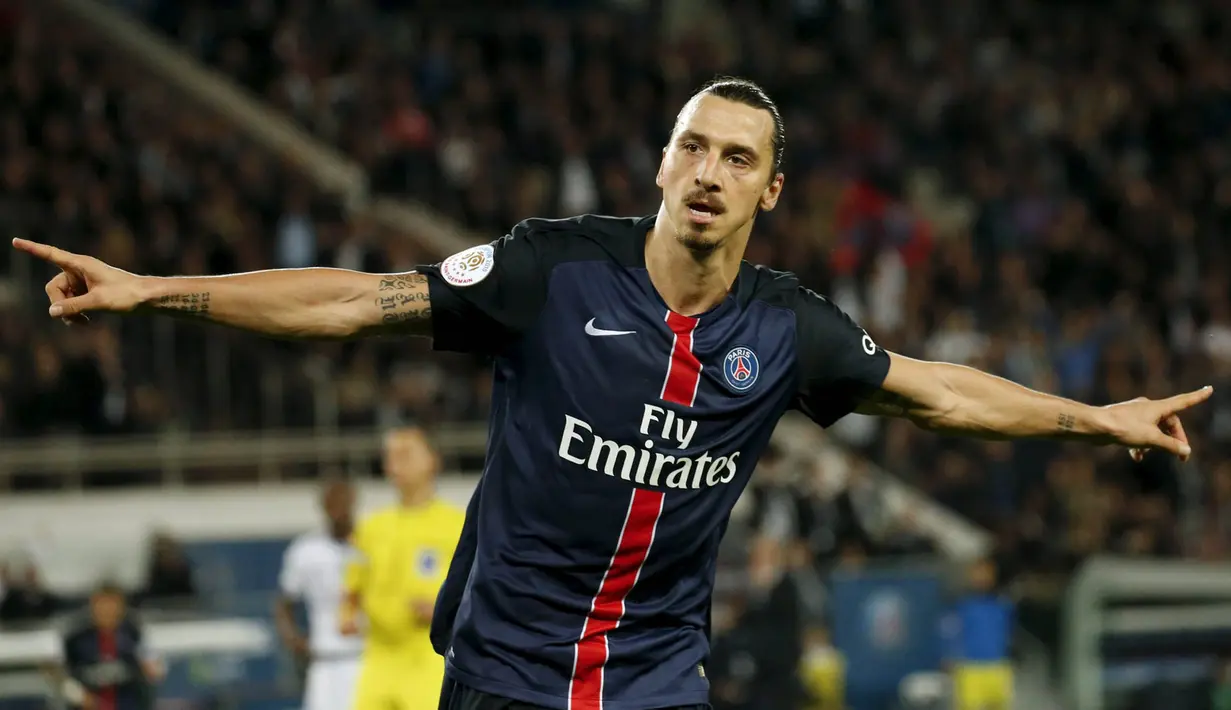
[799,626,844,710]
[136,533,197,609]
[0,555,61,624]
[60,582,163,710]
[945,558,1015,710]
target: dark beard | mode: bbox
[675,230,722,256]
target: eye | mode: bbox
[728,155,750,167]
[683,142,703,154]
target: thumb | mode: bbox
[1161,386,1215,413]
[12,238,82,270]
[1143,426,1192,459]
[49,293,100,318]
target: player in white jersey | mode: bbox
[274,480,363,710]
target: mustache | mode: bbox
[683,191,725,212]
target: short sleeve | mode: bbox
[344,519,372,593]
[415,221,550,355]
[278,540,306,598]
[793,288,891,427]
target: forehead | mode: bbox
[324,484,354,502]
[674,94,774,154]
[385,431,428,452]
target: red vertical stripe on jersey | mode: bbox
[569,310,699,708]
[659,311,702,406]
[97,630,117,710]
[568,488,665,710]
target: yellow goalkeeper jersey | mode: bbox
[346,499,466,661]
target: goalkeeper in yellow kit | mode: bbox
[340,427,466,710]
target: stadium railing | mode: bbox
[0,425,489,485]
[0,412,989,559]
[1063,556,1231,710]
[42,0,479,259]
[773,416,991,560]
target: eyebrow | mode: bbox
[677,130,761,162]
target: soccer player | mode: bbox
[59,583,163,710]
[274,479,362,710]
[14,77,1212,710]
[340,427,465,710]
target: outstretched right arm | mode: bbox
[14,238,432,340]
[15,222,549,348]
[140,269,433,340]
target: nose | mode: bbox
[695,152,721,191]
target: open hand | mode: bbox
[338,617,360,636]
[11,238,147,324]
[410,599,435,624]
[1102,387,1214,462]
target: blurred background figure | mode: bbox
[135,532,197,610]
[341,428,464,710]
[59,582,163,710]
[800,627,845,710]
[0,554,62,625]
[945,559,1014,710]
[275,479,361,710]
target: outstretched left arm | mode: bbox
[858,353,1212,460]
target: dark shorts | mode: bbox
[438,678,710,710]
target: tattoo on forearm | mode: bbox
[1058,413,1076,432]
[157,292,211,317]
[378,275,421,291]
[374,274,431,326]
[856,389,914,417]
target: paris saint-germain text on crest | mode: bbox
[723,347,760,392]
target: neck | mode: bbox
[646,205,746,316]
[399,486,433,508]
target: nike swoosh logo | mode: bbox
[585,318,636,337]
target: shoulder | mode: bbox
[737,262,844,317]
[285,532,318,556]
[429,500,466,527]
[287,532,334,563]
[121,616,144,639]
[357,508,396,535]
[503,214,652,266]
[61,613,94,644]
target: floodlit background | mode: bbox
[2,1,1231,709]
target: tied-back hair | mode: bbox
[692,76,786,176]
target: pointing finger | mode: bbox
[12,238,80,269]
[1162,386,1214,413]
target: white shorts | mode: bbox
[304,656,362,710]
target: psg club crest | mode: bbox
[723,347,759,392]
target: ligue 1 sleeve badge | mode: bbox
[440,244,495,287]
[723,346,760,392]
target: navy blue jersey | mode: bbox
[62,617,151,710]
[420,215,889,710]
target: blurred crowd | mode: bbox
[4,0,1231,700]
[0,7,489,449]
[125,0,1231,566]
[0,532,197,628]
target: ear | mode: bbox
[759,172,785,212]
[655,147,667,189]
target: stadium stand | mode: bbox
[3,0,1231,708]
